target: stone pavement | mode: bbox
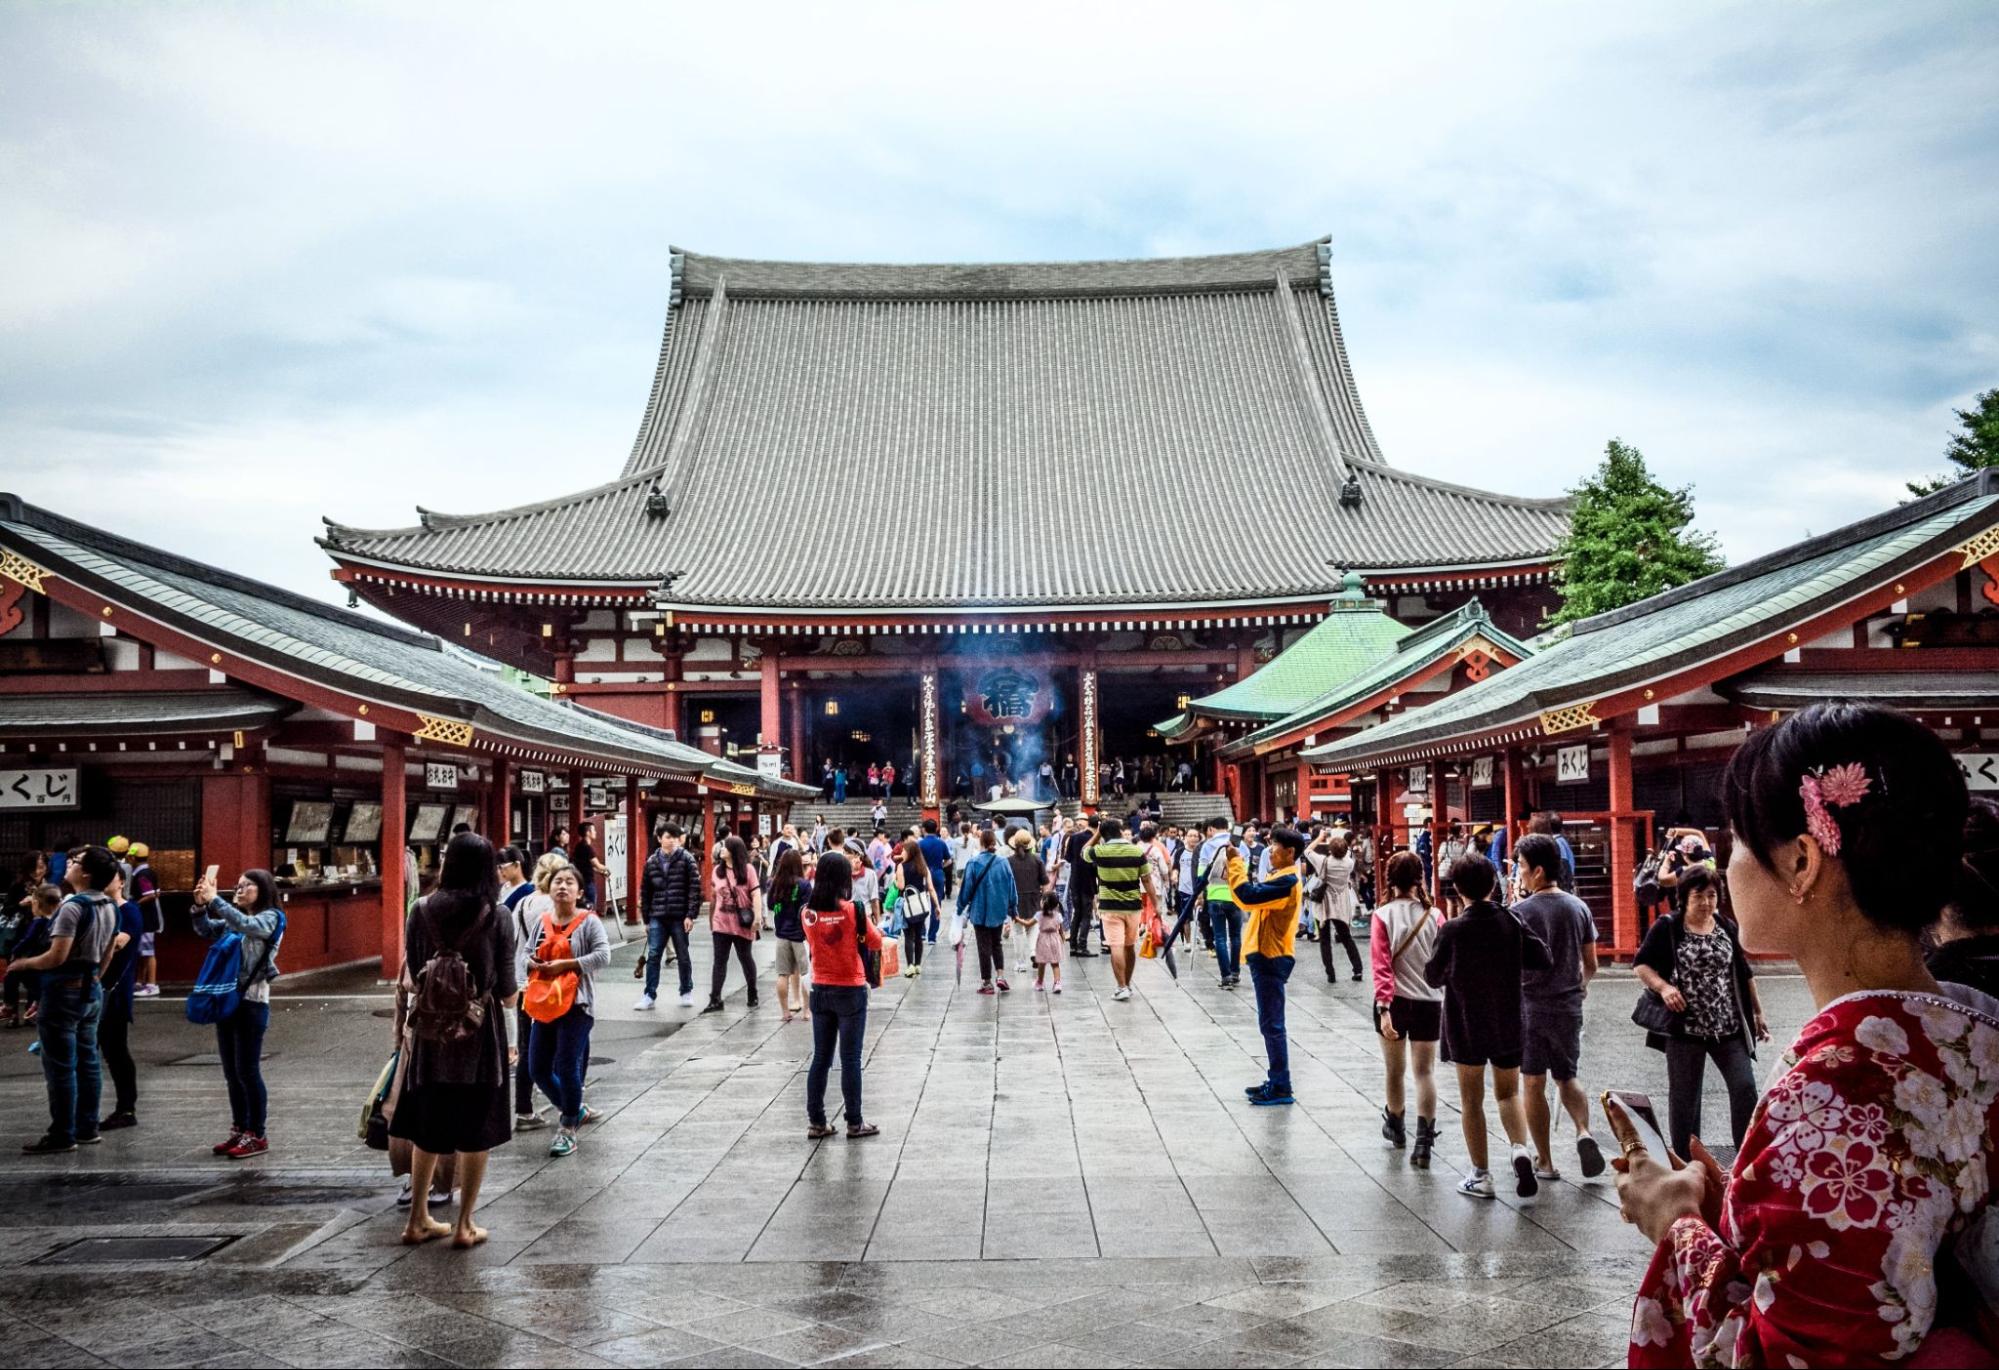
[0,921,1820,1368]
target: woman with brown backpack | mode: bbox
[523,864,610,1158]
[392,832,516,1248]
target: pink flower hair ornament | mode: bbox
[1799,763,1874,858]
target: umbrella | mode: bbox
[970,796,1055,820]
[955,937,965,987]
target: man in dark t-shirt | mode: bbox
[571,823,603,909]
[917,819,953,944]
[1511,833,1604,1184]
[1063,816,1100,956]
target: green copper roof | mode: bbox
[1303,474,1999,769]
[1220,600,1534,759]
[1176,574,1409,724]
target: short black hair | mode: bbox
[1677,864,1718,899]
[1722,702,1966,935]
[922,818,939,834]
[451,822,472,835]
[497,845,524,868]
[1450,852,1499,902]
[1097,817,1123,839]
[1514,833,1562,883]
[1269,826,1306,858]
[1139,822,1158,842]
[69,845,120,891]
[1205,817,1226,832]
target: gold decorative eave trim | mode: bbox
[0,549,49,593]
[1955,524,1999,569]
[413,714,476,748]
[1538,701,1600,736]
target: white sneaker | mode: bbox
[633,993,656,1011]
[677,991,695,1007]
[396,1176,414,1207]
[514,1109,549,1131]
[1457,1170,1496,1200]
[1112,986,1132,1001]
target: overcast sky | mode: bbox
[3,2,1996,605]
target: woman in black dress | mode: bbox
[392,832,517,1248]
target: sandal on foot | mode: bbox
[846,1123,879,1139]
[806,1123,837,1139]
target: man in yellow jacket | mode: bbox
[1229,826,1306,1107]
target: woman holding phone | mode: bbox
[190,866,284,1159]
[1614,703,1999,1367]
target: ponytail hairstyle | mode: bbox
[1722,702,1967,935]
[1386,850,1429,909]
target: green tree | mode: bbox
[1908,387,1999,497]
[1546,439,1724,627]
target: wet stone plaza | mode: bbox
[0,932,1817,1369]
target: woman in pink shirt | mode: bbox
[705,836,762,1014]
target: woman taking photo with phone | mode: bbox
[1615,703,1999,1367]
[190,866,284,1158]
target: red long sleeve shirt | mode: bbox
[804,899,881,988]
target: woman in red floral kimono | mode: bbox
[1614,702,1999,1367]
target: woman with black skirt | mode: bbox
[392,832,517,1249]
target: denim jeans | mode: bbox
[1208,901,1243,980]
[529,1003,592,1127]
[806,984,868,1126]
[1246,953,1294,1094]
[37,976,103,1142]
[216,1000,270,1134]
[645,917,692,997]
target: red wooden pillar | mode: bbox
[788,686,807,782]
[1429,764,1449,903]
[699,790,717,891]
[1502,746,1522,845]
[568,767,585,844]
[1609,727,1638,956]
[380,738,407,978]
[1374,773,1393,894]
[488,754,512,844]
[759,650,780,749]
[625,775,644,925]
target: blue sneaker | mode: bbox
[1251,1087,1295,1107]
[1245,1083,1269,1099]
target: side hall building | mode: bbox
[317,239,1571,813]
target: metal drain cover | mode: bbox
[588,1055,614,1066]
[41,1235,239,1264]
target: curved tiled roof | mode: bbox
[322,239,1568,611]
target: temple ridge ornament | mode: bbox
[413,714,476,748]
[1538,700,1600,736]
[1458,644,1493,682]
[1954,525,1999,570]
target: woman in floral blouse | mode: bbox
[1615,702,1999,1366]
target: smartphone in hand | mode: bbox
[1602,1089,1671,1161]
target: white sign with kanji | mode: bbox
[1556,744,1591,784]
[1470,756,1495,789]
[425,761,459,791]
[0,768,79,810]
[1959,753,1999,792]
[519,770,545,794]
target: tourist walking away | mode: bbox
[1631,863,1767,1156]
[893,838,938,977]
[97,871,144,1131]
[959,827,1019,995]
[918,818,953,942]
[1423,853,1551,1199]
[392,832,516,1248]
[1371,852,1444,1166]
[705,836,763,1012]
[1085,818,1149,1000]
[15,847,120,1154]
[1006,828,1046,974]
[801,851,882,1139]
[1033,891,1066,992]
[188,862,286,1159]
[638,822,701,1009]
[1614,702,1999,1367]
[1510,833,1606,1183]
[1927,797,1999,995]
[1207,828,1244,988]
[1306,828,1363,982]
[509,852,563,1129]
[570,821,607,910]
[767,847,812,1022]
[1064,814,1100,956]
[1232,827,1305,1105]
[524,865,610,1157]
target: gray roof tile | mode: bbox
[323,241,1568,610]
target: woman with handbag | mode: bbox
[524,864,610,1158]
[894,838,937,979]
[705,836,762,1012]
[1369,852,1443,1167]
[1631,863,1768,1155]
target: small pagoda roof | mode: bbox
[1302,473,1999,771]
[1173,573,1410,724]
[1219,599,1534,760]
[0,494,816,799]
[321,239,1569,614]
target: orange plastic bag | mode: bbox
[523,910,583,1024]
[880,941,901,978]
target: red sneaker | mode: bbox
[977,984,996,996]
[212,1129,243,1156]
[225,1134,268,1159]
[996,979,1011,993]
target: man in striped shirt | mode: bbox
[1083,818,1151,1001]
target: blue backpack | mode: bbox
[186,910,285,1025]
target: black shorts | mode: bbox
[1386,996,1441,1043]
[1521,1009,1583,1080]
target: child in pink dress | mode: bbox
[1033,891,1065,993]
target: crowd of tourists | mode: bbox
[14,701,1999,1361]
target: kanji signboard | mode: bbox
[0,768,79,810]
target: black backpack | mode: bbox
[406,900,489,1046]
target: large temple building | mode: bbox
[319,239,1571,809]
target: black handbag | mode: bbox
[1632,987,1680,1034]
